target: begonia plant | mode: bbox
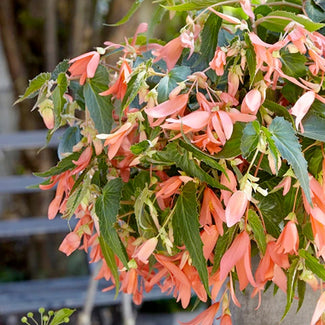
[16,0,325,324]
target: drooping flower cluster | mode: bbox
[18,1,325,324]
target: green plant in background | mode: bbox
[21,308,75,325]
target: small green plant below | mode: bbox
[21,307,75,325]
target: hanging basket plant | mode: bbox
[17,0,325,323]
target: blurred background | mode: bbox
[0,0,195,324]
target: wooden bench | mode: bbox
[0,129,168,319]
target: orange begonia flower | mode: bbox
[225,190,249,227]
[311,291,325,325]
[200,187,225,234]
[68,51,100,85]
[290,91,315,132]
[220,314,232,325]
[59,232,81,256]
[99,60,131,100]
[209,47,226,76]
[145,93,189,125]
[179,302,220,325]
[275,220,299,255]
[133,237,158,264]
[241,89,262,115]
[220,231,256,290]
[97,122,134,160]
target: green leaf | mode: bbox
[34,151,81,177]
[302,111,325,142]
[134,185,158,237]
[212,225,238,274]
[157,66,191,103]
[215,122,244,159]
[164,0,222,11]
[51,59,70,80]
[315,0,325,11]
[53,72,68,129]
[84,66,114,134]
[305,0,325,22]
[148,5,166,38]
[304,143,323,176]
[58,126,82,158]
[281,82,303,104]
[131,140,150,155]
[179,141,226,174]
[269,117,311,203]
[63,173,91,220]
[263,99,294,125]
[49,308,75,325]
[240,121,260,158]
[96,178,129,268]
[281,52,307,78]
[282,258,299,320]
[98,236,120,296]
[152,142,228,190]
[248,210,266,254]
[108,0,145,26]
[121,70,147,110]
[173,181,209,292]
[261,10,325,32]
[297,279,306,313]
[299,249,325,281]
[245,34,257,86]
[15,72,51,104]
[198,13,222,67]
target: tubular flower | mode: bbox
[275,220,299,255]
[225,190,249,227]
[290,91,315,132]
[220,231,257,290]
[68,51,100,85]
[209,47,226,76]
[145,93,189,126]
[100,60,132,100]
[59,232,81,256]
[179,302,220,325]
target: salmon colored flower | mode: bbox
[133,237,158,264]
[220,231,256,290]
[99,60,131,100]
[97,122,134,160]
[68,51,100,85]
[274,176,291,195]
[272,264,287,293]
[240,0,254,19]
[155,254,192,308]
[156,175,192,200]
[311,292,325,325]
[275,220,299,255]
[72,146,92,175]
[290,91,315,132]
[220,314,232,325]
[145,93,189,126]
[241,89,262,115]
[208,8,241,25]
[200,225,219,260]
[209,47,226,76]
[179,302,220,325]
[152,29,197,71]
[225,190,249,227]
[200,187,225,234]
[161,110,210,136]
[59,232,81,256]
